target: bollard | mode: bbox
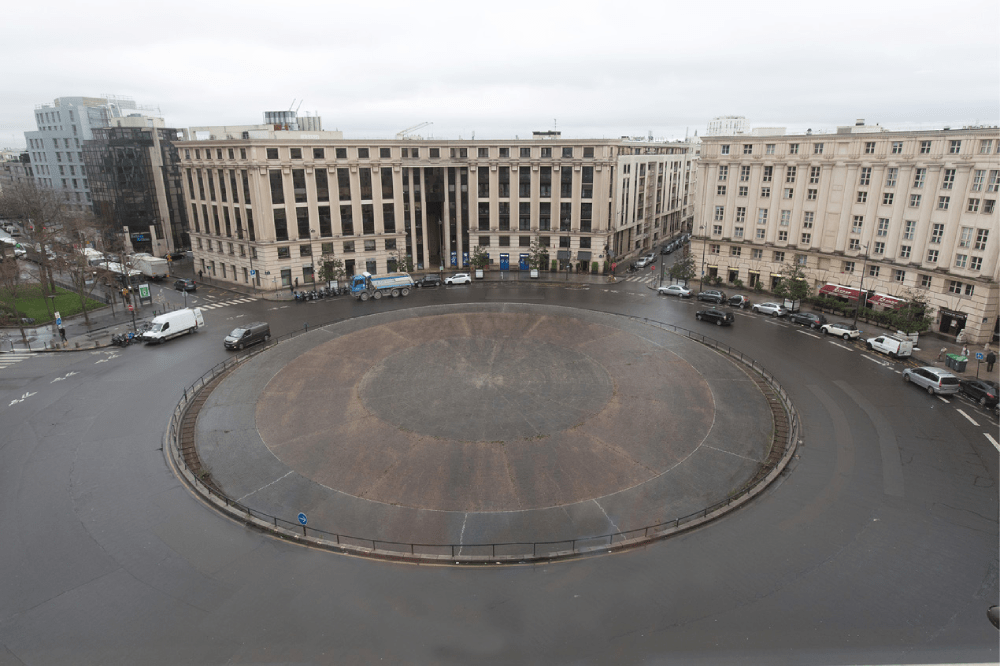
[304,322,309,332]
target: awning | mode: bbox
[868,293,904,307]
[577,251,592,261]
[819,283,862,301]
[557,250,570,259]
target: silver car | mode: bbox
[902,366,961,395]
[657,284,692,298]
[752,302,787,317]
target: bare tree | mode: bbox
[0,256,30,344]
[60,213,110,328]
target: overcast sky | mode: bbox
[3,0,998,148]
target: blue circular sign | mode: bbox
[297,512,308,525]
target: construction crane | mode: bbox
[396,121,432,140]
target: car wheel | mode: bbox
[866,342,873,350]
[979,396,987,406]
[903,374,911,382]
[716,319,722,326]
[843,334,850,340]
[264,334,270,341]
[810,323,818,329]
[926,385,935,395]
[696,314,702,321]
[237,342,244,351]
[771,311,778,317]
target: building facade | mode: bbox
[81,126,189,255]
[24,96,163,213]
[175,134,695,292]
[693,123,1000,343]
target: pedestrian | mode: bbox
[961,345,969,359]
[59,327,67,343]
[937,347,947,362]
[198,269,203,281]
[987,350,996,372]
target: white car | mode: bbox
[657,284,692,298]
[444,273,472,285]
[820,321,861,340]
[752,302,787,317]
[635,254,656,268]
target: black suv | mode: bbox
[695,308,735,326]
[787,312,827,329]
[696,290,727,304]
[414,275,442,288]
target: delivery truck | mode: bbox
[142,308,205,344]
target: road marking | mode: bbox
[797,330,821,338]
[7,391,36,407]
[50,371,78,383]
[955,409,979,426]
[862,354,891,367]
[986,433,999,452]
[0,352,34,369]
[936,396,950,403]
[829,341,853,352]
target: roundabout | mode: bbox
[190,303,790,559]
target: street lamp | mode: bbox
[852,243,870,328]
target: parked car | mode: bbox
[635,254,656,268]
[902,366,961,395]
[696,290,727,304]
[660,244,674,255]
[173,278,197,292]
[787,312,827,328]
[444,273,471,285]
[866,334,914,359]
[414,275,442,288]
[820,321,861,340]
[657,284,692,298]
[727,295,751,309]
[752,302,788,317]
[958,379,999,407]
[695,308,735,326]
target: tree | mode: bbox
[387,253,414,274]
[527,236,548,271]
[316,254,346,285]
[470,246,490,270]
[668,256,696,286]
[0,256,30,344]
[60,214,108,328]
[772,263,811,304]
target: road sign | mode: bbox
[54,312,61,327]
[250,269,256,277]
[297,513,308,525]
[128,304,133,312]
[976,352,985,361]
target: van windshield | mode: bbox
[230,328,247,337]
[151,322,166,333]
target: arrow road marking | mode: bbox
[8,391,36,407]
[50,371,79,383]
[955,409,979,426]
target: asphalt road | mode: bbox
[0,277,996,665]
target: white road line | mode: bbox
[985,432,999,452]
[936,396,950,403]
[862,354,891,367]
[829,341,854,351]
[797,330,821,338]
[955,409,979,426]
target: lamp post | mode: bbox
[698,224,707,292]
[853,243,870,328]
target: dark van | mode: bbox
[224,322,271,351]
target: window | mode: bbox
[778,230,788,242]
[266,148,278,160]
[948,281,974,296]
[761,186,770,198]
[709,244,720,254]
[738,186,748,197]
[869,265,880,277]
[955,254,968,268]
[985,200,996,214]
[752,248,763,259]
[582,147,593,158]
[980,139,994,154]
[734,227,744,238]
[762,166,773,182]
[892,141,903,154]
[849,238,861,250]
[899,245,911,259]
[720,144,730,155]
[814,143,824,154]
[968,198,980,213]
[920,141,931,154]
[743,144,753,155]
[757,208,768,224]
[882,192,894,205]
[380,147,391,159]
[755,228,766,239]
[780,210,791,226]
[974,228,989,250]
[714,205,725,221]
[716,185,727,196]
[942,169,955,190]
[796,254,808,266]
[766,144,775,155]
[712,225,722,235]
[718,165,728,181]
[970,256,983,271]
[990,171,1000,192]
[785,166,796,183]
[789,143,799,154]
[927,249,939,263]
[739,165,751,182]
[937,196,950,210]
[479,147,489,158]
[809,166,821,184]
[876,218,889,236]
[277,246,290,259]
[561,147,573,158]
[290,148,302,160]
[807,189,818,200]
[343,240,354,253]
[735,207,746,223]
[909,194,921,207]
[857,191,867,203]
[731,246,742,256]
[540,147,551,158]
[930,223,944,243]
[784,188,793,199]
[864,142,875,154]
[802,211,814,228]
[949,140,961,154]
[873,241,884,255]
[800,232,811,244]
[972,170,986,191]
[913,168,925,188]
[885,168,897,187]
[894,269,906,282]
[859,166,872,184]
[959,226,973,247]
[843,261,855,273]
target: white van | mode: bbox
[866,334,913,359]
[142,308,204,344]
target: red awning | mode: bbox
[868,292,904,308]
[819,284,861,300]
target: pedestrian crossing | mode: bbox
[192,297,258,311]
[0,351,36,369]
[621,274,657,284]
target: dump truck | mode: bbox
[350,272,414,301]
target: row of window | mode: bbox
[719,138,992,157]
[185,145,600,162]
[719,165,999,195]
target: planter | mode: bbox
[474,269,484,279]
[530,269,539,279]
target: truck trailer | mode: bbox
[350,272,414,301]
[130,253,169,280]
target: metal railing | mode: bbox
[166,314,800,563]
